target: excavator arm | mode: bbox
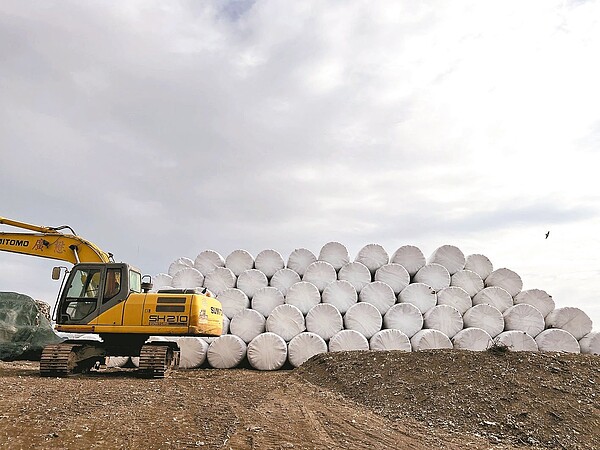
[0,216,111,264]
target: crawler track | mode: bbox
[138,344,174,378]
[39,343,78,377]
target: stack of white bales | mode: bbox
[149,243,598,370]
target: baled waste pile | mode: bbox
[139,243,598,370]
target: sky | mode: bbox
[1,0,599,330]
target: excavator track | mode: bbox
[40,343,78,377]
[138,344,175,379]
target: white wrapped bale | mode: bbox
[217,288,250,319]
[168,257,194,277]
[494,331,538,352]
[288,332,328,367]
[318,242,350,271]
[535,329,580,353]
[287,248,317,277]
[338,262,371,293]
[579,332,600,355]
[436,287,472,315]
[175,337,209,369]
[270,268,301,296]
[452,328,493,351]
[423,305,463,339]
[463,304,505,338]
[464,254,494,280]
[355,244,389,275]
[369,329,411,351]
[410,329,453,351]
[225,249,254,276]
[255,249,285,279]
[321,280,357,314]
[236,269,268,299]
[305,303,343,341]
[247,332,288,371]
[374,264,410,295]
[266,304,306,341]
[450,270,484,297]
[302,261,337,292]
[328,329,369,352]
[545,307,593,340]
[398,283,437,314]
[413,263,451,291]
[105,356,129,368]
[383,303,423,338]
[194,250,225,276]
[207,335,247,369]
[222,315,230,335]
[358,281,396,315]
[503,304,545,337]
[343,302,382,339]
[203,267,236,296]
[172,267,204,289]
[251,287,285,318]
[514,289,555,317]
[390,245,426,277]
[473,286,513,313]
[229,308,266,343]
[284,281,321,315]
[485,268,523,297]
[428,245,465,276]
[152,273,173,289]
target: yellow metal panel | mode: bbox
[122,293,146,326]
[95,302,125,326]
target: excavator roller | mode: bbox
[138,344,179,379]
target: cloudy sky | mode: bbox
[1,0,599,328]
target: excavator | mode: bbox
[0,216,223,378]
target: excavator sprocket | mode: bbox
[138,344,176,379]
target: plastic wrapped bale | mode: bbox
[251,287,285,317]
[174,337,209,369]
[194,250,225,276]
[305,303,343,341]
[451,328,493,351]
[225,249,255,276]
[383,303,423,338]
[284,281,321,315]
[390,245,426,277]
[229,308,266,343]
[423,305,463,339]
[494,331,538,352]
[436,287,472,315]
[464,254,493,281]
[545,307,593,340]
[355,244,389,275]
[168,257,194,277]
[266,304,306,341]
[217,288,250,319]
[472,286,513,313]
[535,329,580,353]
[410,329,453,351]
[328,329,369,352]
[343,302,382,339]
[369,329,411,351]
[152,273,173,290]
[270,268,301,296]
[463,304,505,338]
[105,356,129,368]
[514,289,555,317]
[222,315,230,335]
[172,267,204,290]
[579,332,600,355]
[321,280,357,314]
[236,269,268,299]
[0,292,64,360]
[255,249,285,279]
[302,261,337,293]
[247,332,288,371]
[485,268,523,297]
[398,283,437,314]
[207,335,247,369]
[503,304,545,337]
[338,262,371,293]
[428,245,465,276]
[203,267,236,297]
[374,264,410,295]
[413,264,451,292]
[318,242,350,271]
[450,270,484,297]
[358,281,395,315]
[287,248,317,277]
[288,332,328,367]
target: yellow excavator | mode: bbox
[0,216,223,378]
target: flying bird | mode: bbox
[545,231,550,239]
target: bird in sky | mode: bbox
[545,231,550,239]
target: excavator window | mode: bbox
[63,267,101,320]
[103,268,121,303]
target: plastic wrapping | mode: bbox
[251,287,285,318]
[287,332,328,367]
[413,263,451,292]
[428,245,465,276]
[171,267,204,289]
[579,332,600,355]
[284,281,321,315]
[390,245,426,276]
[374,263,410,295]
[463,304,505,338]
[343,302,382,339]
[358,281,396,315]
[207,335,247,369]
[451,328,493,351]
[203,267,236,297]
[328,329,369,352]
[174,337,209,369]
[535,329,580,353]
[217,288,250,319]
[105,356,129,368]
[410,329,453,351]
[152,273,173,289]
[168,257,194,277]
[485,268,523,297]
[321,280,357,314]
[229,308,266,343]
[383,303,423,338]
[194,250,225,276]
[545,307,593,340]
[247,332,288,371]
[225,249,255,277]
[255,249,285,279]
[287,248,317,277]
[369,329,411,351]
[355,243,389,275]
[494,331,538,352]
[270,268,301,296]
[338,262,371,293]
[473,286,513,313]
[514,289,555,317]
[436,286,472,315]
[398,283,437,314]
[302,261,337,292]
[318,242,350,271]
[265,304,306,341]
[222,315,230,335]
[305,303,343,341]
[502,304,545,337]
[464,254,493,281]
[236,269,268,299]
[450,270,484,297]
[423,305,463,339]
